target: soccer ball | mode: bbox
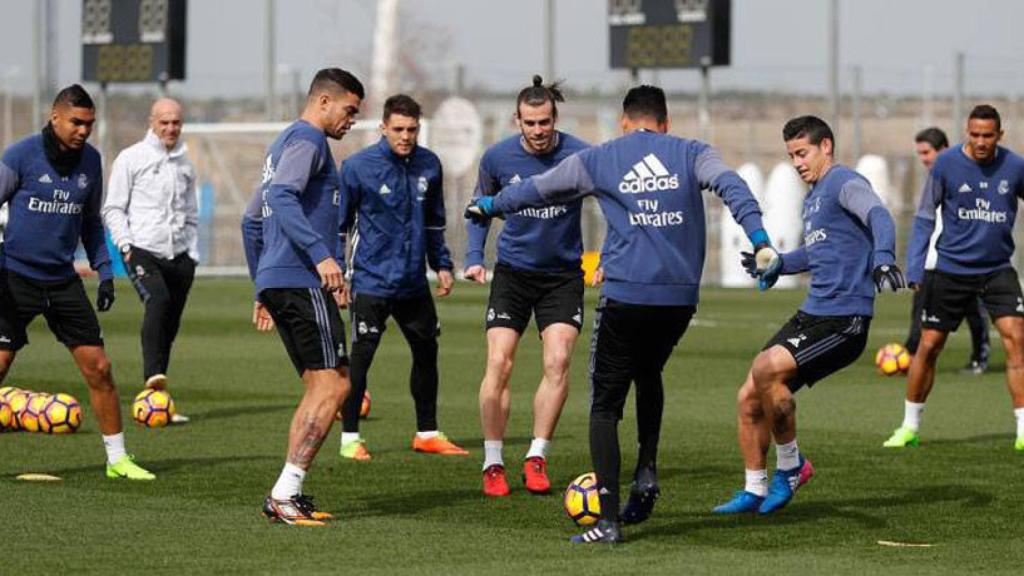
[39,393,83,434]
[876,343,911,376]
[563,472,602,526]
[334,391,371,420]
[0,385,21,402]
[5,389,29,431]
[132,389,176,428]
[360,391,371,419]
[0,398,14,431]
[18,392,51,433]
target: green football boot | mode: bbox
[883,426,920,448]
[106,455,156,480]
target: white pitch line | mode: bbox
[877,540,935,548]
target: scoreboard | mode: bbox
[609,0,730,69]
[81,0,187,83]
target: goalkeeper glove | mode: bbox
[464,196,495,224]
[96,279,116,312]
[872,264,906,293]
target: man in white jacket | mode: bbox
[102,98,198,423]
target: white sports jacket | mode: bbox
[103,130,199,261]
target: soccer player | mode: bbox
[713,115,903,515]
[336,94,467,461]
[241,68,363,525]
[0,84,154,480]
[466,85,776,543]
[884,105,1024,451]
[103,98,199,422]
[464,76,589,496]
[904,127,990,375]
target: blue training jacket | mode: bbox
[490,129,765,306]
[0,134,111,282]
[240,120,341,295]
[339,137,453,299]
[466,132,589,272]
[906,145,1024,285]
[776,165,896,317]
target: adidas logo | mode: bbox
[38,173,52,184]
[379,184,391,195]
[787,337,802,348]
[958,183,972,193]
[508,174,522,184]
[619,154,679,193]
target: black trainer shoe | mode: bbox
[570,519,624,544]
[620,467,659,525]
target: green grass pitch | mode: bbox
[2,279,1023,574]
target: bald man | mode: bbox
[103,98,198,423]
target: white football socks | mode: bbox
[745,468,769,497]
[483,440,504,471]
[902,400,925,431]
[1015,407,1024,440]
[271,463,306,500]
[416,430,439,440]
[525,438,549,460]
[776,439,800,471]
[341,432,361,446]
[102,432,127,465]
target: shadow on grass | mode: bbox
[13,454,277,480]
[348,487,482,518]
[189,403,293,421]
[926,433,1011,446]
[637,484,994,547]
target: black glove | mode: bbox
[741,250,783,291]
[97,279,116,312]
[872,264,906,293]
[464,196,496,225]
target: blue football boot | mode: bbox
[759,456,813,515]
[713,490,765,514]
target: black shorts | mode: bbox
[0,270,104,351]
[921,268,1023,332]
[764,311,870,392]
[261,287,348,376]
[589,297,694,419]
[486,263,584,334]
[349,290,439,346]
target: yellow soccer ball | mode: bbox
[132,389,176,428]
[875,343,911,376]
[39,393,83,434]
[0,398,15,431]
[564,472,602,526]
[18,393,51,433]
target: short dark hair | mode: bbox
[383,94,422,121]
[52,84,94,110]
[968,104,1001,131]
[516,75,565,118]
[308,67,365,100]
[915,127,949,151]
[622,85,667,124]
[782,115,835,149]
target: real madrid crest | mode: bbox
[998,179,1010,195]
[417,176,429,193]
[78,174,88,189]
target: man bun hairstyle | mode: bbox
[52,84,94,110]
[308,67,365,100]
[622,85,668,125]
[968,104,1001,132]
[782,115,835,151]
[516,75,565,118]
[915,127,949,151]
[383,94,422,121]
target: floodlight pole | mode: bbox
[851,65,862,162]
[828,0,840,128]
[698,60,711,142]
[545,0,555,82]
[953,51,965,136]
[32,0,42,127]
[265,0,276,120]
